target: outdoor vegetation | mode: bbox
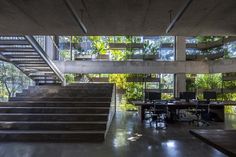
[1,36,236,113]
[0,61,33,101]
[59,36,175,110]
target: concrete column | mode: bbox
[175,36,186,97]
[45,36,59,60]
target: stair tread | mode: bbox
[0,130,105,134]
[0,121,107,124]
[0,113,108,116]
[0,83,114,142]
[0,101,110,104]
[9,101,111,103]
[11,96,111,98]
[0,107,109,109]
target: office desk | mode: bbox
[190,129,236,157]
[132,101,236,122]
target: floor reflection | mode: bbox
[0,111,233,157]
[113,130,128,148]
[110,111,229,157]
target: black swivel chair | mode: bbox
[190,92,217,127]
[144,91,167,129]
[203,91,217,121]
[177,92,196,121]
[151,100,168,129]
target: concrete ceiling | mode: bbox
[0,0,236,36]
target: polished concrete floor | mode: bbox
[0,111,235,157]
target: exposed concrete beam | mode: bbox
[209,59,236,73]
[54,59,236,74]
[54,60,199,74]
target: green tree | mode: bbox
[0,61,33,99]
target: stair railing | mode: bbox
[25,35,65,84]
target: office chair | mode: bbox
[189,100,210,127]
[149,100,168,129]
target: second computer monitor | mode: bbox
[180,92,196,102]
[203,91,217,101]
[145,91,161,102]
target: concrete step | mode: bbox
[0,107,110,114]
[0,121,107,131]
[9,97,111,102]
[16,91,112,97]
[0,83,114,142]
[0,102,110,107]
[1,48,35,52]
[0,130,105,142]
[28,84,113,90]
[0,39,29,45]
[25,87,113,93]
[0,113,108,121]
[33,79,60,82]
[68,83,113,87]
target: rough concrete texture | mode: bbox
[0,0,235,35]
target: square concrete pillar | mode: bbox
[175,36,186,97]
[45,36,59,60]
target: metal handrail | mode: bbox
[25,35,65,84]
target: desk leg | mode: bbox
[209,106,224,122]
[141,106,145,122]
[138,106,145,122]
[168,108,176,123]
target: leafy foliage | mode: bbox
[89,36,107,55]
[195,74,222,90]
[125,82,143,101]
[65,74,75,84]
[0,61,33,100]
[196,36,223,43]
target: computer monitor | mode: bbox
[203,91,217,101]
[145,91,161,102]
[180,92,196,102]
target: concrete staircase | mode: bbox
[0,83,115,142]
